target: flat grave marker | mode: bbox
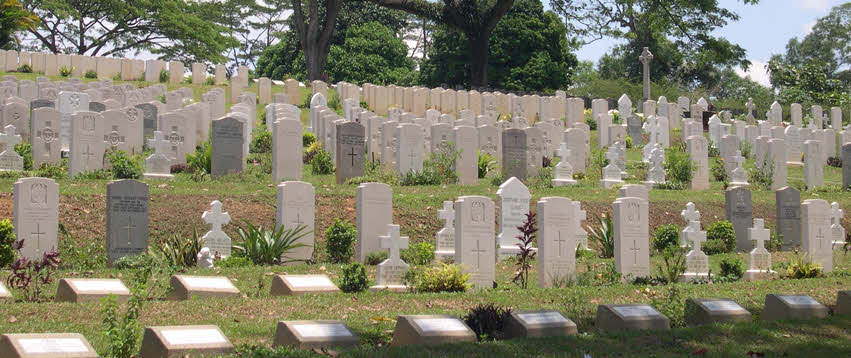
[274,320,359,349]
[55,278,130,303]
[596,304,670,331]
[0,333,98,358]
[391,315,476,346]
[504,310,577,339]
[167,275,240,300]
[140,325,234,358]
[685,298,752,325]
[763,294,829,321]
[270,274,339,296]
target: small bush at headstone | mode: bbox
[710,157,728,185]
[403,263,470,293]
[73,169,112,180]
[58,233,106,270]
[152,231,204,268]
[101,269,149,358]
[664,148,694,185]
[59,65,71,77]
[701,239,729,255]
[112,72,122,81]
[325,219,357,264]
[747,160,773,189]
[478,151,495,179]
[170,163,193,174]
[785,254,822,279]
[36,162,65,179]
[740,141,753,159]
[14,142,32,170]
[625,136,633,149]
[303,141,321,164]
[233,221,311,265]
[587,213,615,258]
[308,148,334,175]
[0,219,16,267]
[84,70,97,79]
[401,241,435,265]
[706,220,735,253]
[204,77,216,85]
[652,224,681,252]
[461,303,512,341]
[158,69,169,83]
[338,262,369,293]
[365,250,388,265]
[107,150,143,179]
[249,125,272,153]
[767,232,783,252]
[424,141,460,184]
[7,238,61,302]
[186,141,212,174]
[216,255,253,268]
[327,91,341,110]
[708,143,720,158]
[17,64,32,73]
[302,132,316,147]
[512,211,536,289]
[655,246,687,284]
[718,256,744,281]
[584,116,597,130]
[827,156,842,168]
[398,169,441,186]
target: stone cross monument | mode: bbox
[639,47,654,101]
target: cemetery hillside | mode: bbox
[1,0,851,357]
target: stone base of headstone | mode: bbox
[139,325,234,358]
[595,304,670,332]
[729,180,749,187]
[390,315,477,346]
[677,272,709,283]
[742,269,777,282]
[270,274,339,296]
[55,278,131,303]
[600,179,624,189]
[369,285,408,293]
[143,172,174,181]
[497,245,535,259]
[837,291,851,316]
[274,320,360,349]
[0,333,99,358]
[684,298,752,326]
[552,178,577,187]
[504,310,577,339]
[763,294,829,321]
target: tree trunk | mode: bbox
[303,39,330,81]
[468,34,489,87]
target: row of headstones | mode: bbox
[1,286,848,357]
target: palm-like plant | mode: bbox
[232,221,311,265]
[153,229,204,267]
[587,213,615,258]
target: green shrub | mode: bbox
[186,141,212,174]
[84,70,97,79]
[625,136,633,149]
[399,169,441,186]
[584,116,597,130]
[365,251,388,265]
[706,221,735,253]
[425,141,460,184]
[655,246,687,284]
[767,232,783,252]
[403,263,470,293]
[588,214,614,258]
[325,219,357,264]
[112,72,122,81]
[461,303,512,341]
[204,77,216,86]
[786,254,822,279]
[35,162,64,179]
[101,270,148,358]
[701,239,729,255]
[338,262,369,293]
[719,257,745,280]
[478,151,495,179]
[401,241,435,265]
[158,69,169,83]
[309,148,334,175]
[59,236,106,270]
[14,142,32,170]
[748,158,773,189]
[303,132,316,147]
[303,142,322,164]
[59,66,71,77]
[107,150,143,179]
[710,157,728,184]
[0,219,15,267]
[708,143,720,158]
[152,231,204,268]
[664,148,694,184]
[113,253,159,270]
[250,125,272,153]
[216,255,253,268]
[652,224,681,252]
[327,91,340,110]
[17,64,32,73]
[233,221,311,265]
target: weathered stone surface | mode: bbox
[274,321,359,349]
[504,310,577,339]
[140,325,234,358]
[455,195,496,288]
[725,187,753,251]
[684,298,752,326]
[390,315,476,346]
[763,294,829,321]
[13,177,59,260]
[167,275,240,300]
[276,181,314,262]
[614,196,649,279]
[270,274,338,296]
[497,177,531,257]
[837,291,851,316]
[335,121,365,184]
[0,333,98,358]
[55,278,130,303]
[106,180,148,264]
[211,117,245,178]
[595,304,670,332]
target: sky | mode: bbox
[565,0,847,87]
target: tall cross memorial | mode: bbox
[639,47,654,101]
[202,200,232,257]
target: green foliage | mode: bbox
[302,132,316,147]
[0,0,38,50]
[587,214,614,258]
[303,141,322,164]
[112,253,159,270]
[403,263,470,293]
[706,221,736,253]
[655,246,687,284]
[216,255,253,268]
[327,92,341,110]
[338,262,369,293]
[204,77,215,86]
[365,250,388,266]
[399,169,442,186]
[186,141,212,175]
[584,115,597,130]
[768,59,851,106]
[461,303,512,341]
[233,221,311,265]
[152,231,204,268]
[325,219,357,264]
[419,0,577,91]
[401,241,435,266]
[663,147,694,185]
[701,239,729,256]
[249,124,272,154]
[158,69,169,83]
[748,159,774,189]
[309,148,334,175]
[84,69,97,79]
[478,151,495,179]
[719,257,745,280]
[710,157,728,186]
[14,142,31,170]
[786,254,823,279]
[326,22,415,85]
[512,212,537,289]
[398,142,459,186]
[625,136,633,149]
[101,270,149,358]
[58,234,105,271]
[0,219,15,268]
[6,238,61,302]
[107,150,143,180]
[17,64,32,73]
[347,159,398,186]
[255,32,305,81]
[652,224,681,252]
[59,66,71,77]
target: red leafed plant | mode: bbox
[512,211,537,289]
[6,239,61,302]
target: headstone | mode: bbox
[143,131,173,180]
[335,121,365,184]
[105,180,148,264]
[396,123,424,174]
[502,128,528,180]
[276,181,315,263]
[831,202,845,246]
[627,115,642,146]
[763,294,828,321]
[270,274,339,296]
[390,315,476,346]
[455,195,496,288]
[725,187,753,251]
[167,275,240,300]
[595,304,670,331]
[454,125,478,185]
[613,196,649,279]
[504,310,577,339]
[801,199,833,272]
[769,138,787,190]
[497,177,531,257]
[785,126,803,165]
[356,183,392,262]
[271,119,302,180]
[274,321,359,349]
[434,201,456,260]
[371,224,409,291]
[13,177,59,260]
[687,135,709,190]
[837,291,851,316]
[0,333,98,358]
[0,125,23,171]
[140,325,234,358]
[804,140,823,188]
[742,218,777,281]
[639,47,654,100]
[210,117,245,178]
[617,94,632,117]
[55,278,130,302]
[684,298,751,325]
[844,144,851,190]
[537,197,578,287]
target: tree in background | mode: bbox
[551,0,758,89]
[20,0,235,64]
[0,0,38,50]
[326,21,415,85]
[217,0,292,72]
[419,0,577,92]
[767,59,850,107]
[369,0,515,87]
[288,0,342,81]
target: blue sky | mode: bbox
[563,0,846,86]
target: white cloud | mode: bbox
[798,0,830,11]
[735,60,771,87]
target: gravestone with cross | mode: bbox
[143,131,173,180]
[211,117,245,178]
[202,200,232,257]
[687,135,709,190]
[273,119,303,181]
[106,179,149,264]
[537,197,577,287]
[455,125,479,185]
[356,182,393,262]
[373,224,409,290]
[276,181,315,262]
[730,150,749,186]
[726,187,753,251]
[58,91,90,151]
[13,177,59,261]
[434,201,456,260]
[801,199,833,272]
[502,128,528,180]
[644,147,666,186]
[0,125,23,171]
[830,202,846,246]
[681,202,701,247]
[614,196,649,279]
[30,107,61,168]
[743,219,777,281]
[335,121,365,184]
[497,177,532,257]
[68,111,105,177]
[396,123,424,175]
[158,111,195,165]
[455,196,495,288]
[639,47,653,101]
[679,219,709,282]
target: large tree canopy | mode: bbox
[552,0,757,88]
[0,0,38,50]
[326,21,415,85]
[420,0,576,92]
[20,0,235,63]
